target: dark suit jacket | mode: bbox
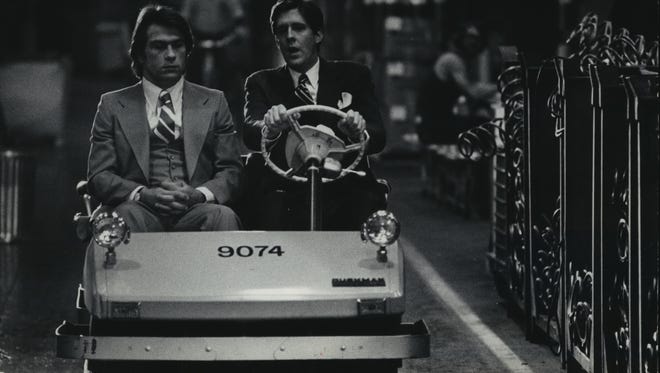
[87,81,243,207]
[241,59,387,229]
[243,59,386,161]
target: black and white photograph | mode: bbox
[0,0,657,372]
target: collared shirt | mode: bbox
[143,77,184,130]
[288,58,320,103]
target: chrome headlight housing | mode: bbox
[92,211,130,249]
[361,210,400,263]
[361,210,401,247]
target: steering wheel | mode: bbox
[260,104,369,183]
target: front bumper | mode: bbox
[56,320,429,361]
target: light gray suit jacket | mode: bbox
[87,81,243,207]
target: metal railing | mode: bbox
[483,14,658,372]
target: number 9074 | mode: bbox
[217,245,284,258]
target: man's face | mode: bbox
[140,24,187,88]
[273,9,323,73]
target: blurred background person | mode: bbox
[416,23,497,146]
[181,0,249,123]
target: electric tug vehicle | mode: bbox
[56,105,430,372]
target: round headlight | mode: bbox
[361,210,400,247]
[92,211,130,249]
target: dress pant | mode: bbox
[249,173,386,231]
[114,200,242,232]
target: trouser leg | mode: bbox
[114,200,164,232]
[173,203,242,231]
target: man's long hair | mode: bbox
[128,5,195,79]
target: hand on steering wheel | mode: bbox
[260,104,369,183]
[337,110,366,141]
[263,104,298,139]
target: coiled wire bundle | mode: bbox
[566,13,659,72]
[458,64,525,160]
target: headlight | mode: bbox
[361,210,400,247]
[92,211,130,249]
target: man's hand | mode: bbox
[139,181,205,215]
[138,186,189,215]
[262,104,300,139]
[337,109,366,141]
[160,180,206,207]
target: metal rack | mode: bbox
[485,13,658,372]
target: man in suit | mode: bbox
[87,5,243,232]
[243,0,386,230]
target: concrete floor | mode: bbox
[0,75,563,372]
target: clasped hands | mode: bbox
[262,104,366,141]
[139,180,205,215]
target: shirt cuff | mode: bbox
[129,186,145,201]
[196,186,215,203]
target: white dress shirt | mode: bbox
[288,58,320,103]
[143,76,184,131]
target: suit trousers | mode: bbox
[249,174,386,231]
[115,200,241,232]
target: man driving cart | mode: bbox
[243,0,387,231]
[55,3,429,372]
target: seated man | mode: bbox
[243,0,386,230]
[87,5,243,232]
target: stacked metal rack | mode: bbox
[474,13,659,373]
[469,46,530,327]
[380,9,435,154]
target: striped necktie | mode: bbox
[154,90,179,143]
[294,73,315,105]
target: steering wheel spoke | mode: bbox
[287,115,305,140]
[329,141,360,154]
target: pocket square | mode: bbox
[337,92,352,110]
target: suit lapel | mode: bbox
[276,66,301,108]
[316,59,340,108]
[313,60,343,129]
[116,83,150,182]
[182,81,212,179]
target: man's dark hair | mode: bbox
[270,0,325,35]
[451,22,485,56]
[128,5,195,79]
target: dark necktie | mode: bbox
[294,73,315,105]
[154,90,178,143]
